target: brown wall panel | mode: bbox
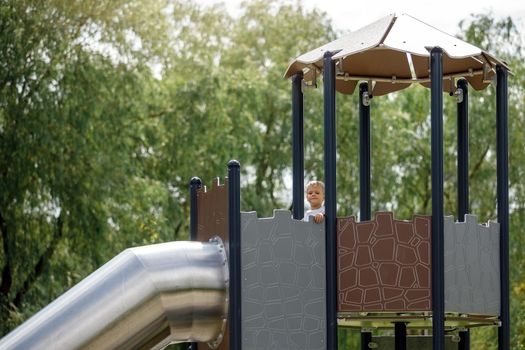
[196,177,229,350]
[196,177,228,243]
[338,212,432,312]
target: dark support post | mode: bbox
[361,331,372,350]
[496,65,510,350]
[394,323,407,350]
[456,78,470,350]
[228,160,241,350]
[359,82,371,221]
[458,327,470,348]
[189,177,202,350]
[292,72,305,220]
[458,329,470,350]
[323,50,338,349]
[190,177,202,241]
[430,47,445,350]
[457,79,469,220]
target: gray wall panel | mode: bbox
[241,210,326,350]
[444,215,500,315]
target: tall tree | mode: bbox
[456,13,525,349]
[0,0,176,333]
[1,1,523,349]
[0,0,337,342]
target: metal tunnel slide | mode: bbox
[0,239,229,350]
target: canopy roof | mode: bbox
[284,14,509,96]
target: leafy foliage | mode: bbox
[0,1,524,349]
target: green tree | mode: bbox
[0,0,336,346]
[0,0,178,334]
[1,1,524,349]
[457,13,525,350]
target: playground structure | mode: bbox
[0,13,510,350]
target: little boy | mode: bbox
[303,180,325,223]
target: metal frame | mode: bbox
[189,176,202,350]
[334,68,487,84]
[190,177,202,241]
[459,328,471,350]
[456,78,470,350]
[394,322,407,350]
[323,51,338,349]
[359,82,371,221]
[292,72,305,220]
[228,160,242,350]
[361,331,372,350]
[457,79,469,220]
[496,65,510,350]
[288,41,510,350]
[430,47,445,350]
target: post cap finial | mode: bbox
[190,177,202,186]
[227,160,241,168]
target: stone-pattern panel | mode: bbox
[196,177,229,350]
[241,210,326,350]
[338,212,432,312]
[444,215,500,315]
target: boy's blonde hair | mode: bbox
[305,180,325,192]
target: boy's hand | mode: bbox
[313,213,325,223]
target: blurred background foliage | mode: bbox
[0,0,523,348]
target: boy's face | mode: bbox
[306,185,324,208]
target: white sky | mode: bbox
[196,0,525,36]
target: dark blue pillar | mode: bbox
[292,72,305,220]
[189,177,202,350]
[496,65,510,350]
[361,331,372,350]
[456,78,470,350]
[359,82,371,221]
[394,323,407,350]
[228,160,241,350]
[459,329,470,350]
[457,79,469,220]
[430,47,445,350]
[190,177,202,241]
[323,51,338,349]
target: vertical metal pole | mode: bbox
[189,177,202,350]
[359,82,371,221]
[228,160,241,350]
[458,329,470,350]
[458,328,470,348]
[292,72,305,220]
[457,79,469,220]
[430,47,445,350]
[323,51,338,349]
[456,78,470,350]
[394,323,407,350]
[361,331,372,350]
[190,177,202,241]
[496,65,510,350]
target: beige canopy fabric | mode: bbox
[284,14,510,96]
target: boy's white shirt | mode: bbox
[303,205,325,222]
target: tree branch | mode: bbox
[0,210,13,297]
[469,145,490,180]
[12,215,64,308]
[173,219,183,240]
